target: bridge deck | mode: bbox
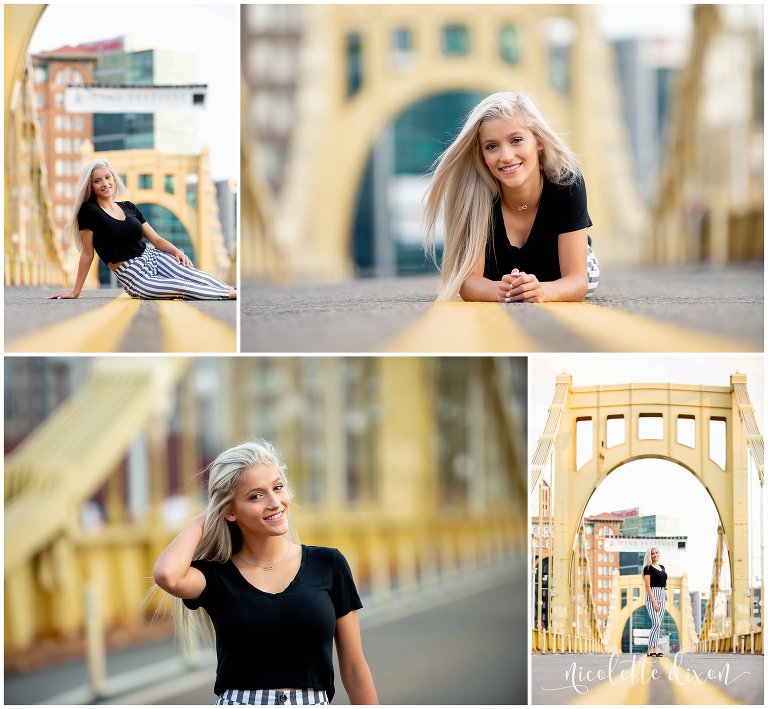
[5,288,236,353]
[532,652,763,705]
[241,266,762,353]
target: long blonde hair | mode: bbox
[169,440,295,650]
[68,158,128,251]
[643,546,660,569]
[424,92,581,301]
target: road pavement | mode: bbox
[5,287,236,353]
[531,651,764,704]
[241,265,763,353]
[5,563,526,705]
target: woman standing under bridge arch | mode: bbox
[153,440,378,705]
[49,159,236,300]
[424,91,599,303]
[643,546,668,657]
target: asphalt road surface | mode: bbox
[241,266,762,353]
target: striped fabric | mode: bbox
[216,689,329,706]
[113,244,231,300]
[645,586,666,649]
[586,240,600,298]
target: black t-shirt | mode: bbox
[77,198,147,264]
[483,175,592,282]
[183,545,362,699]
[643,564,667,588]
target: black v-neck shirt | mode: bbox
[643,564,668,588]
[183,545,363,698]
[483,175,592,282]
[77,198,147,264]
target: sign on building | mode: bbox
[604,536,687,553]
[65,84,207,113]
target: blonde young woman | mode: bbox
[642,546,667,657]
[49,159,236,300]
[424,92,599,303]
[153,441,378,705]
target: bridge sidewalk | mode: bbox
[5,288,236,353]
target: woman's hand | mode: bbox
[47,291,79,299]
[175,249,194,268]
[653,601,660,612]
[500,270,548,303]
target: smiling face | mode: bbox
[225,463,290,538]
[650,548,661,564]
[90,167,115,200]
[478,114,542,192]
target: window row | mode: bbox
[345,24,525,97]
[576,414,728,469]
[54,137,85,155]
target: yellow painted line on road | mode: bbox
[541,302,758,352]
[385,302,542,352]
[157,301,236,352]
[567,655,652,705]
[657,656,742,705]
[6,294,140,353]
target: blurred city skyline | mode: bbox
[27,3,239,181]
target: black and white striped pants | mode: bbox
[216,689,329,705]
[586,239,599,298]
[113,244,232,300]
[645,586,666,648]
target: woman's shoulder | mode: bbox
[303,544,343,560]
[548,172,587,196]
[119,199,138,211]
[78,198,98,216]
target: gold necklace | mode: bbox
[238,539,291,571]
[507,174,544,211]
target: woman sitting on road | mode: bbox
[153,440,378,706]
[424,91,599,303]
[49,159,236,301]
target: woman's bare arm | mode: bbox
[335,611,378,704]
[48,230,96,299]
[459,251,508,302]
[153,512,207,599]
[143,222,193,267]
[503,228,589,303]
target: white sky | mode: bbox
[27,3,239,182]
[529,356,764,592]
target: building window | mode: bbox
[392,27,413,66]
[346,32,363,97]
[442,24,469,55]
[139,174,153,190]
[35,92,45,110]
[164,174,175,194]
[55,68,84,86]
[500,25,521,64]
[34,66,47,83]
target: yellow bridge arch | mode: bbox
[604,574,698,654]
[531,373,763,648]
[258,4,647,280]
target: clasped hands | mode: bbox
[498,269,545,303]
